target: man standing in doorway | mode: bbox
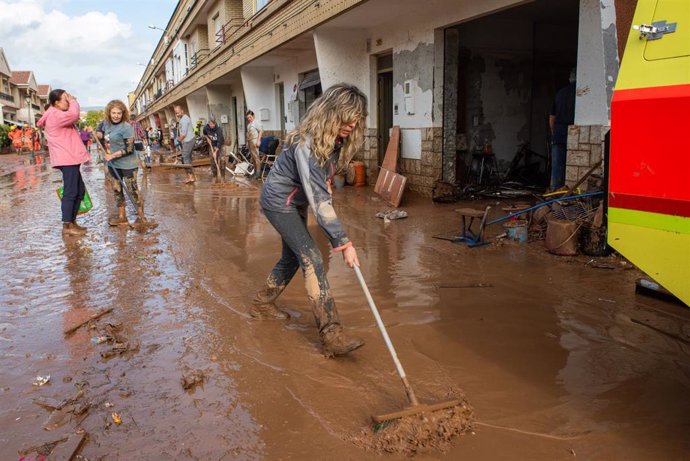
[549,68,576,191]
[175,104,196,184]
[246,110,263,175]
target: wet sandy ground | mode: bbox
[1,153,689,460]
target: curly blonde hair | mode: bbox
[286,83,368,167]
[104,100,130,123]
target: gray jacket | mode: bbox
[260,138,350,250]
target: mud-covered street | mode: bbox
[1,155,689,460]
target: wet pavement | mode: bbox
[0,153,689,460]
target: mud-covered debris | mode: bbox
[111,412,122,424]
[90,336,110,345]
[350,397,474,455]
[46,432,87,461]
[18,436,67,458]
[43,405,75,431]
[181,369,207,390]
[32,376,51,386]
[375,209,408,222]
[32,397,64,411]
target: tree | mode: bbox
[83,110,104,129]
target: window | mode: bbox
[255,0,269,12]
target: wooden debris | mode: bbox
[63,308,114,336]
[48,432,87,461]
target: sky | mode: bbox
[0,0,178,108]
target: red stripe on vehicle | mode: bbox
[608,193,690,218]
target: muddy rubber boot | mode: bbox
[320,324,364,357]
[62,222,86,236]
[71,221,87,233]
[108,206,128,226]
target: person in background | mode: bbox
[36,89,91,236]
[549,67,576,191]
[79,127,90,149]
[253,83,367,357]
[96,99,147,227]
[246,110,263,176]
[174,105,196,184]
[202,117,225,181]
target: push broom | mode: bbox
[353,266,461,424]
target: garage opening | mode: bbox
[442,0,579,192]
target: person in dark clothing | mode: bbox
[253,83,367,357]
[202,118,225,180]
[549,68,576,190]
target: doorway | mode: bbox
[377,53,393,165]
[276,82,286,134]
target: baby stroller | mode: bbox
[226,142,256,177]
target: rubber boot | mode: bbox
[109,206,128,226]
[134,204,145,225]
[320,324,365,357]
[62,222,86,236]
[250,287,288,320]
[71,221,87,233]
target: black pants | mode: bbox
[57,165,85,223]
[262,209,339,331]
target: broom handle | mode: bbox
[353,265,419,406]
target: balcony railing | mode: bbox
[216,18,246,46]
[0,92,14,102]
[190,49,210,69]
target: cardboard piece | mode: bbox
[374,126,407,207]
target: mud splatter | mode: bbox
[349,397,474,455]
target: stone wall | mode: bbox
[566,124,608,189]
[355,127,442,196]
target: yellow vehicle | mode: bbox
[609,0,689,305]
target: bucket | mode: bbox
[503,219,528,243]
[353,161,366,186]
[333,174,345,189]
[545,219,580,255]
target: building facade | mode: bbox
[0,48,47,128]
[132,0,636,196]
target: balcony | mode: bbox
[0,92,14,103]
[216,18,247,47]
[190,49,210,69]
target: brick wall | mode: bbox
[243,0,254,19]
[399,127,443,196]
[565,124,608,189]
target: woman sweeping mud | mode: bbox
[252,83,366,357]
[96,100,149,227]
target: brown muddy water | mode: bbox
[1,154,689,460]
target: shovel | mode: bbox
[205,135,224,183]
[353,265,460,423]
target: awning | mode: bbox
[299,71,321,90]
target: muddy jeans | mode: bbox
[262,209,339,331]
[108,166,141,209]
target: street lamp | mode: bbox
[148,25,170,45]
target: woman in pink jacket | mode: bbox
[37,89,91,236]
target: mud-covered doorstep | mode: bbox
[1,154,689,460]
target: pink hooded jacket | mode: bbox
[37,99,90,167]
